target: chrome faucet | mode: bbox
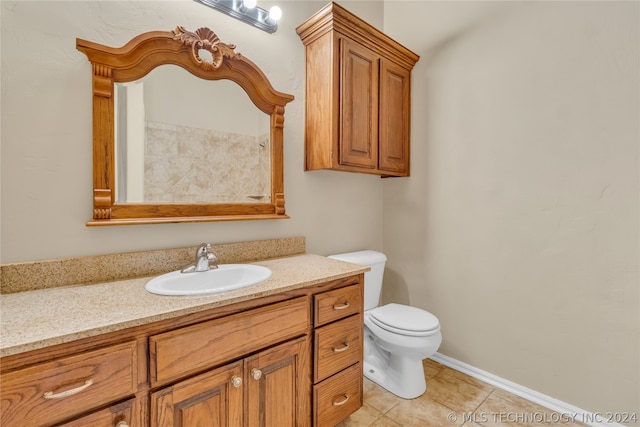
[181,243,218,273]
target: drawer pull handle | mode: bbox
[333,302,350,310]
[332,342,350,353]
[231,375,243,388]
[43,379,93,399]
[333,394,350,406]
[115,422,130,427]
[251,368,263,380]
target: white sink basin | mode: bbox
[145,264,272,296]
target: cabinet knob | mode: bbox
[115,422,130,427]
[251,368,263,380]
[231,375,243,388]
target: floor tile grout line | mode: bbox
[422,365,497,417]
[472,388,497,422]
[348,361,585,427]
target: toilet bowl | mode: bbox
[363,303,442,398]
[328,250,442,399]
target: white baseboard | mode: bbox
[430,352,627,427]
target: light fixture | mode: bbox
[242,0,256,9]
[194,0,281,34]
[268,6,282,22]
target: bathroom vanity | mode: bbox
[0,246,368,427]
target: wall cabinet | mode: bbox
[297,2,419,177]
[0,275,363,427]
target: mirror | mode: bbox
[114,67,271,204]
[77,26,294,225]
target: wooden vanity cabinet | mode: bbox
[296,2,419,177]
[149,297,311,427]
[0,274,364,427]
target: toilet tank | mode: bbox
[328,250,387,311]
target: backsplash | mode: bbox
[0,237,305,294]
[143,121,271,203]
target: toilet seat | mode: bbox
[368,303,440,337]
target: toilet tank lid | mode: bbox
[327,250,387,265]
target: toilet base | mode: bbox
[363,350,427,399]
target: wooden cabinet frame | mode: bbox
[297,2,419,177]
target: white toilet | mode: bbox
[328,250,442,399]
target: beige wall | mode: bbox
[0,0,384,263]
[383,0,639,416]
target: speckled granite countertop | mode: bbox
[0,254,367,358]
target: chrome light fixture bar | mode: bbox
[194,0,281,33]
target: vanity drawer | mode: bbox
[150,296,309,386]
[313,363,363,427]
[56,397,136,427]
[0,341,137,427]
[314,284,361,326]
[314,314,362,382]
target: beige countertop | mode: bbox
[0,254,367,358]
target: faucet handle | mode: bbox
[207,252,218,268]
[196,243,212,255]
[195,243,218,271]
[182,243,216,273]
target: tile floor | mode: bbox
[338,358,588,427]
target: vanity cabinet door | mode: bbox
[245,336,311,427]
[150,361,243,427]
[150,337,310,427]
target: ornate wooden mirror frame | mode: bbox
[77,26,294,226]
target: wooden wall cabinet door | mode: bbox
[340,37,379,170]
[379,58,411,174]
[297,2,419,177]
